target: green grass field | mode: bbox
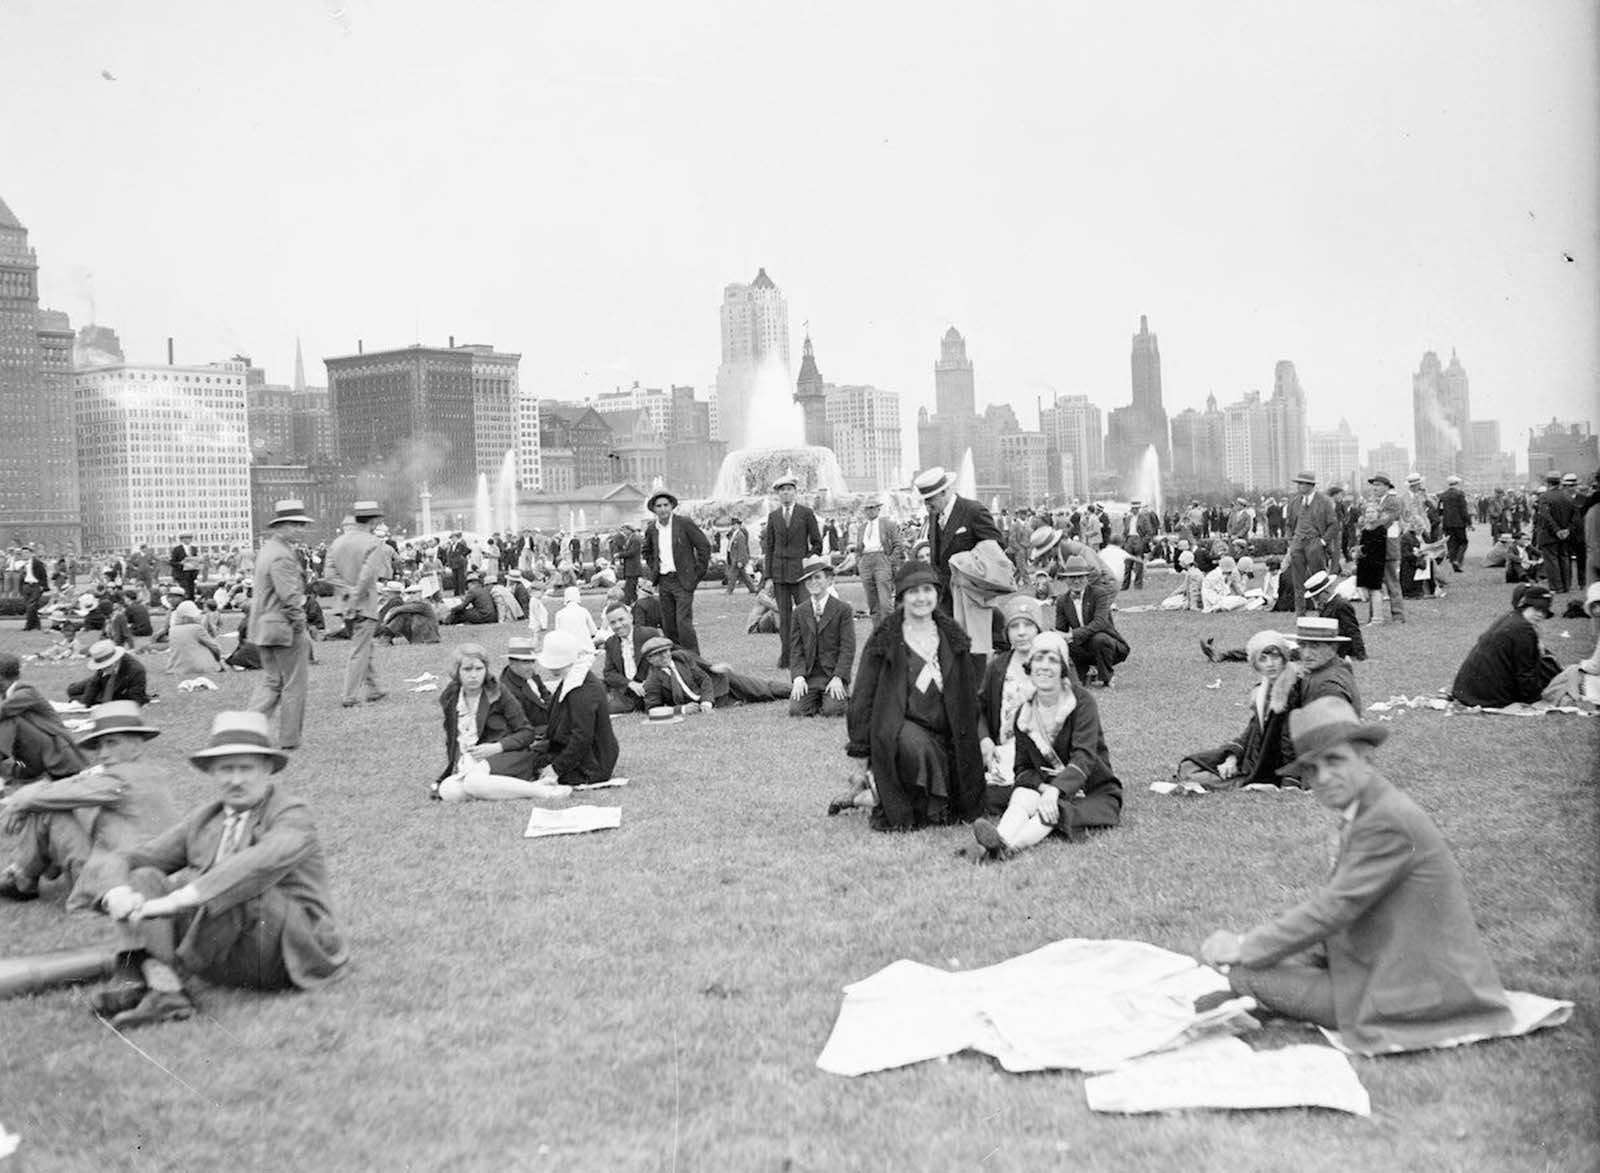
[3,540,1596,1171]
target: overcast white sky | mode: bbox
[4,0,1596,468]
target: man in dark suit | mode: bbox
[446,534,471,597]
[500,636,555,734]
[599,602,661,713]
[18,546,48,631]
[761,473,822,669]
[616,524,644,604]
[787,558,856,717]
[1534,471,1577,594]
[68,640,152,706]
[724,517,757,595]
[169,532,200,599]
[1286,471,1341,615]
[1054,552,1129,687]
[641,491,711,655]
[854,500,905,625]
[1202,698,1514,1055]
[913,466,1002,615]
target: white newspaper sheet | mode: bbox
[1084,1037,1371,1116]
[523,805,621,838]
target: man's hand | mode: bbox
[824,676,847,701]
[102,885,143,921]
[979,737,996,768]
[1035,785,1061,826]
[1200,930,1243,969]
[627,681,645,697]
[790,677,808,701]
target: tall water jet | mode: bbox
[1132,445,1163,517]
[954,448,977,499]
[497,449,518,533]
[473,474,492,538]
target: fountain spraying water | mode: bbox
[1132,445,1163,517]
[473,474,492,537]
[954,448,977,499]
[496,449,518,533]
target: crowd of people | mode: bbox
[2,465,1596,1047]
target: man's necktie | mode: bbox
[212,811,246,867]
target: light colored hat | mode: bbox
[267,499,314,526]
[352,500,384,520]
[1586,581,1600,614]
[640,635,675,658]
[562,586,581,604]
[1293,471,1316,485]
[1218,556,1237,572]
[771,470,798,491]
[1178,550,1195,567]
[383,581,404,592]
[1447,475,1462,485]
[1129,499,1142,508]
[913,466,954,499]
[645,705,679,723]
[1025,630,1072,668]
[87,639,125,669]
[1237,556,1255,574]
[1302,570,1334,596]
[799,555,833,582]
[862,499,882,511]
[1061,554,1092,576]
[1407,473,1424,486]
[1293,615,1348,643]
[998,594,1043,632]
[188,711,289,772]
[1244,630,1293,669]
[1028,527,1063,559]
[1561,472,1579,486]
[536,630,585,671]
[1277,697,1388,776]
[77,700,160,746]
[173,600,202,622]
[506,636,538,661]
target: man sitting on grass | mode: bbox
[600,602,660,714]
[1200,697,1514,1054]
[90,710,349,1028]
[788,557,855,718]
[1448,583,1559,708]
[1,652,90,785]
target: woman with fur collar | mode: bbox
[1172,630,1299,793]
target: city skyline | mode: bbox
[2,2,1593,477]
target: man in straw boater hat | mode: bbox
[761,470,822,671]
[1360,472,1407,624]
[1283,615,1362,715]
[89,711,349,1028]
[1200,696,1516,1054]
[0,701,177,909]
[1302,570,1366,661]
[913,465,1004,616]
[325,499,397,709]
[641,488,712,655]
[1286,469,1341,616]
[248,499,316,751]
[66,637,151,706]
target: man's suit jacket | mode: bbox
[643,515,711,591]
[618,532,644,578]
[928,496,1002,583]
[19,557,47,591]
[602,624,662,691]
[1238,773,1512,1054]
[854,516,905,570]
[67,654,151,706]
[112,782,349,989]
[1287,490,1340,550]
[1439,487,1472,530]
[1055,581,1128,659]
[762,504,822,584]
[789,594,857,685]
[1534,489,1577,545]
[325,529,394,620]
[500,666,554,733]
[249,534,307,648]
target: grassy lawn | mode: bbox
[3,535,1596,1171]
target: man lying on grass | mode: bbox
[1200,697,1514,1054]
[90,711,348,1028]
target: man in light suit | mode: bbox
[854,500,904,626]
[325,500,395,709]
[761,472,822,670]
[915,466,1003,616]
[1362,473,1406,624]
[788,558,856,717]
[1201,698,1513,1055]
[641,490,711,655]
[1286,470,1341,615]
[247,500,313,750]
[90,710,348,1028]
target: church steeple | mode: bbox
[793,330,830,448]
[293,335,306,393]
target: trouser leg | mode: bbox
[671,582,699,654]
[725,672,787,703]
[773,581,799,668]
[267,635,310,748]
[8,809,93,887]
[343,616,377,702]
[1227,960,1338,1029]
[1541,544,1568,591]
[657,581,681,646]
[1289,546,1309,615]
[788,685,822,717]
[1383,559,1404,618]
[180,889,293,990]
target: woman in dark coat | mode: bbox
[839,563,984,830]
[1172,629,1298,792]
[432,643,554,801]
[528,631,620,786]
[972,631,1123,858]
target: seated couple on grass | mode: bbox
[430,634,618,802]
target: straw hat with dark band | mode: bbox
[188,711,289,772]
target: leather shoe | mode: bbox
[972,818,1008,858]
[341,698,361,708]
[110,988,195,1029]
[0,869,38,901]
[1200,638,1216,662]
[90,975,149,1018]
[365,690,388,703]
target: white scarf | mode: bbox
[1016,689,1077,769]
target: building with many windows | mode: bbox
[1223,390,1273,490]
[1527,419,1597,481]
[1308,419,1360,490]
[998,430,1049,507]
[1265,360,1309,488]
[714,267,790,450]
[1412,349,1469,484]
[1105,315,1171,489]
[1038,393,1103,500]
[74,360,253,554]
[517,391,543,491]
[1169,394,1227,493]
[0,194,81,550]
[1365,441,1411,484]
[824,382,902,493]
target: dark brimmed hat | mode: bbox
[1511,583,1554,616]
[352,500,384,520]
[1366,473,1394,489]
[893,561,941,599]
[1061,554,1092,577]
[77,700,160,746]
[1277,697,1388,777]
[647,490,679,511]
[1293,470,1317,485]
[188,711,289,772]
[506,636,538,661]
[267,499,315,526]
[799,555,833,582]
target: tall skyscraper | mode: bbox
[1308,419,1360,489]
[1105,314,1172,489]
[1265,359,1309,487]
[74,359,252,552]
[1223,390,1273,489]
[1169,392,1227,491]
[1412,349,1468,484]
[0,195,81,550]
[517,391,543,491]
[1038,393,1103,499]
[825,382,902,492]
[714,267,790,451]
[934,327,975,418]
[998,431,1049,506]
[793,332,830,448]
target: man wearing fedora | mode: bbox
[169,531,200,599]
[501,636,555,735]
[92,711,348,1028]
[0,702,177,909]
[1361,474,1406,624]
[1303,571,1366,661]
[17,544,47,631]
[1286,471,1340,616]
[1054,551,1130,688]
[1440,474,1473,574]
[67,638,151,707]
[641,490,711,656]
[248,499,314,751]
[788,557,856,717]
[1201,697,1514,1054]
[1448,583,1559,708]
[854,499,905,626]
[326,500,396,709]
[914,466,1003,615]
[1534,471,1577,595]
[762,472,823,670]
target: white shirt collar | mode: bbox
[939,497,956,527]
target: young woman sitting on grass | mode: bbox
[1172,629,1299,792]
[971,631,1123,859]
[431,643,570,802]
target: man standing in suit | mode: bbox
[1201,698,1514,1054]
[169,532,200,599]
[1534,471,1577,595]
[1286,471,1341,615]
[326,500,395,709]
[641,490,711,655]
[914,466,1002,615]
[724,516,757,595]
[761,472,822,669]
[248,500,313,750]
[788,557,856,717]
[18,545,48,631]
[1439,474,1473,573]
[616,524,644,604]
[89,710,348,1028]
[854,499,904,626]
[447,533,471,598]
[1362,474,1407,624]
[599,601,661,713]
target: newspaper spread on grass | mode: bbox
[524,805,621,838]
